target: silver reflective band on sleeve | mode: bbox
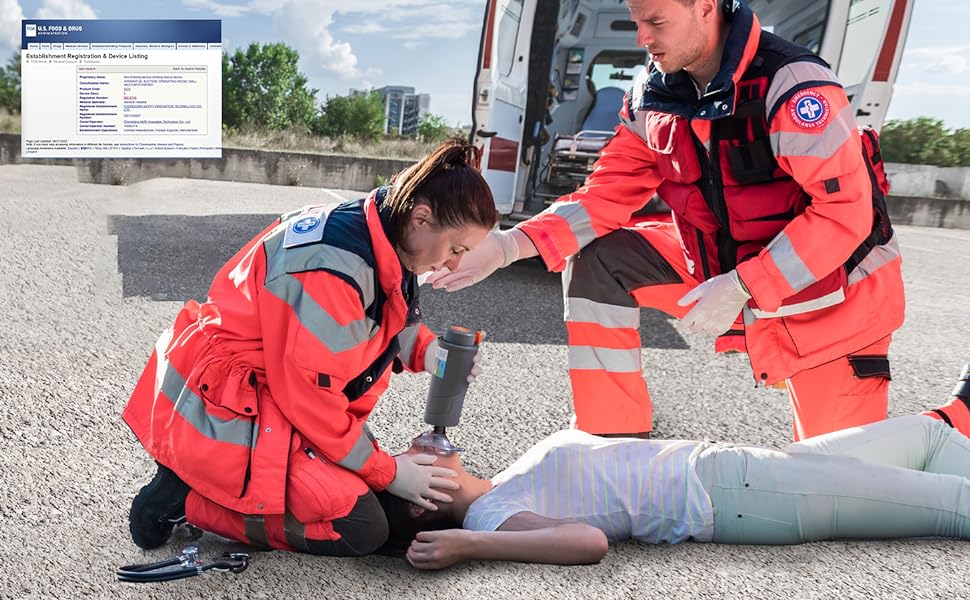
[749,287,845,319]
[548,201,597,251]
[566,297,640,329]
[766,61,839,117]
[263,274,378,353]
[160,364,258,448]
[397,324,421,367]
[337,428,376,471]
[767,232,816,292]
[847,236,901,285]
[244,515,270,548]
[569,346,642,373]
[770,104,855,159]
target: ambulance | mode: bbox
[471,0,914,218]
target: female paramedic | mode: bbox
[122,137,500,556]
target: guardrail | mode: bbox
[1,132,968,229]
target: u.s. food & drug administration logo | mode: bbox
[789,89,830,129]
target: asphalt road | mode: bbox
[2,164,969,599]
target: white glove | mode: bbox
[423,338,483,384]
[386,453,460,511]
[425,229,520,292]
[676,270,751,335]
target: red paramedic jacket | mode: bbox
[123,189,435,515]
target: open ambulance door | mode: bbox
[831,0,913,130]
[472,0,536,215]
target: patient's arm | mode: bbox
[405,511,609,570]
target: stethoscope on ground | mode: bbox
[117,545,250,583]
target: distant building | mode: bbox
[376,86,431,136]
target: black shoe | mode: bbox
[953,364,970,402]
[129,463,190,550]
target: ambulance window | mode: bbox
[748,0,831,54]
[497,0,525,76]
[588,50,647,92]
[838,0,894,88]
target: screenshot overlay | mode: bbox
[21,20,222,158]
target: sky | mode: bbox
[1,0,968,129]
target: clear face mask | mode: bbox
[410,429,462,456]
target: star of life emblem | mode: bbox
[789,89,830,129]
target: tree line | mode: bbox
[2,44,969,164]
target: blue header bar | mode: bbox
[22,20,221,49]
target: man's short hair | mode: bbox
[373,491,461,556]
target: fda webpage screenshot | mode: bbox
[21,20,222,158]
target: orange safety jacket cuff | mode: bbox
[517,222,569,273]
[411,325,437,373]
[736,257,787,313]
[360,446,397,491]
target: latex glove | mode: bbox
[423,338,483,384]
[425,229,520,292]
[386,453,459,511]
[406,529,475,570]
[677,270,751,335]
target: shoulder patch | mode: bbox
[283,207,327,248]
[788,89,830,129]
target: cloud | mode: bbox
[35,0,97,19]
[341,22,388,35]
[894,81,970,97]
[901,45,970,76]
[182,0,252,18]
[0,0,25,51]
[274,0,360,79]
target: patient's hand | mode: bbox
[405,529,473,570]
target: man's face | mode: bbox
[627,0,708,74]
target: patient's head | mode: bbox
[374,441,492,556]
[374,489,462,556]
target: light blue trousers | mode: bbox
[692,415,970,544]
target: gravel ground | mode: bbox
[1,164,968,599]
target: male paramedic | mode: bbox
[428,0,905,440]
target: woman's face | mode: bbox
[397,203,491,275]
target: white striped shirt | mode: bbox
[463,430,715,543]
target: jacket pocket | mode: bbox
[173,359,259,498]
[723,181,807,242]
[645,112,701,183]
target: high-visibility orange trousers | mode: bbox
[184,431,389,556]
[563,221,891,440]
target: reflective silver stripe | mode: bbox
[337,428,376,471]
[767,232,816,292]
[283,512,309,552]
[159,363,257,448]
[569,346,641,373]
[766,61,839,116]
[397,324,421,367]
[244,515,271,548]
[263,274,378,353]
[275,243,375,306]
[621,112,649,142]
[848,236,901,285]
[363,423,375,442]
[566,297,640,329]
[547,201,596,251]
[750,287,845,319]
[770,104,855,159]
[742,306,756,326]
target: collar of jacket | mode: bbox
[641,1,761,120]
[364,186,413,300]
